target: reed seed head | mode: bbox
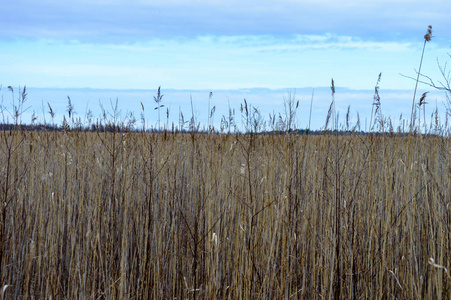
[419,92,428,106]
[424,25,432,42]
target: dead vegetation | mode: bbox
[0,127,450,299]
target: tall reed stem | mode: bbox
[410,25,432,132]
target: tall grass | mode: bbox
[410,25,433,132]
[1,27,450,299]
[0,118,450,298]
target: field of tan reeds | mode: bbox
[1,25,449,298]
[1,125,450,299]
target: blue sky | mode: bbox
[1,0,451,129]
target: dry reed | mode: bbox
[0,127,450,299]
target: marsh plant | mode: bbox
[410,25,433,131]
[0,92,450,299]
[1,26,451,299]
[153,86,164,130]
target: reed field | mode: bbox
[1,121,451,299]
[1,26,450,299]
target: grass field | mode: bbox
[1,122,450,298]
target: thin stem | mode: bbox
[308,89,314,131]
[410,40,427,132]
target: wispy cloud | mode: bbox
[2,0,450,94]
[1,34,429,90]
[2,0,450,43]
[218,34,415,52]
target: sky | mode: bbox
[1,0,451,130]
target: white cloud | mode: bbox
[1,32,448,91]
[1,0,450,44]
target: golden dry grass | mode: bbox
[0,129,450,299]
